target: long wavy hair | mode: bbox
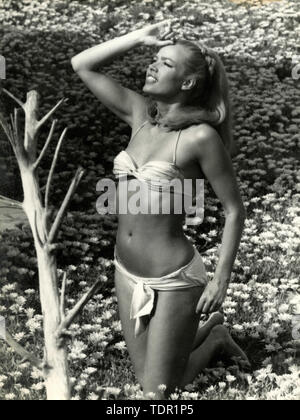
[146,39,235,156]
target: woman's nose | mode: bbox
[149,62,158,72]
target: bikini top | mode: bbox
[113,121,199,198]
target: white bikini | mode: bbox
[113,121,208,337]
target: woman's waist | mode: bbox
[115,184,192,215]
[117,211,185,231]
[115,230,195,278]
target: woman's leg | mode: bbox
[191,312,224,351]
[181,325,251,387]
[142,287,205,399]
[142,284,250,399]
[114,269,148,388]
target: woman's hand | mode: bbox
[196,276,230,315]
[139,20,176,47]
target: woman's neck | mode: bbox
[156,101,183,120]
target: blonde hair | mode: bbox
[146,40,235,156]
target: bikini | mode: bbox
[113,121,187,194]
[112,121,208,338]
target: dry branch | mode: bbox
[45,127,68,210]
[2,330,43,369]
[37,98,68,130]
[2,88,24,108]
[56,280,102,341]
[33,119,57,171]
[48,167,84,244]
[13,108,20,144]
[0,111,15,150]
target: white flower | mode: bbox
[87,393,99,400]
[145,392,156,399]
[20,388,30,396]
[5,393,15,400]
[114,341,126,351]
[226,375,236,383]
[84,367,97,375]
[279,304,289,313]
[24,289,35,295]
[104,387,121,396]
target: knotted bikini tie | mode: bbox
[114,246,208,337]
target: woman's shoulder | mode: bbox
[185,123,224,157]
[184,122,220,145]
[189,122,219,136]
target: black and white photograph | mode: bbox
[0,0,299,403]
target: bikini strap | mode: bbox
[173,129,182,166]
[131,120,148,141]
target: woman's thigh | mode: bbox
[143,286,205,397]
[114,269,148,386]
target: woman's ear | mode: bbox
[181,78,196,91]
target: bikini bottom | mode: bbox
[113,244,209,337]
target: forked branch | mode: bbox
[56,280,101,342]
[37,98,68,131]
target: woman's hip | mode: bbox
[115,234,197,278]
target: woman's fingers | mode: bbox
[209,302,218,314]
[202,300,212,315]
[161,31,175,40]
[152,20,172,32]
[157,39,176,47]
[196,294,207,314]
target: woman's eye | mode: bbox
[151,58,172,68]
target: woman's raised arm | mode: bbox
[71,21,175,126]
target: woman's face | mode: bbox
[143,44,191,101]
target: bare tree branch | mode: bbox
[1,330,43,369]
[33,119,57,171]
[0,112,16,150]
[45,127,68,211]
[37,98,68,131]
[10,110,21,151]
[60,272,67,320]
[56,280,101,341]
[48,167,84,244]
[2,88,24,109]
[10,113,15,139]
[14,108,20,144]
[0,195,23,209]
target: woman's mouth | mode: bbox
[146,74,158,83]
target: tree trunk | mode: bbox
[0,89,101,401]
[22,168,71,400]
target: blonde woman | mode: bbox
[71,20,250,399]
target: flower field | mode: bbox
[0,0,299,400]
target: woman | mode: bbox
[71,20,249,399]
